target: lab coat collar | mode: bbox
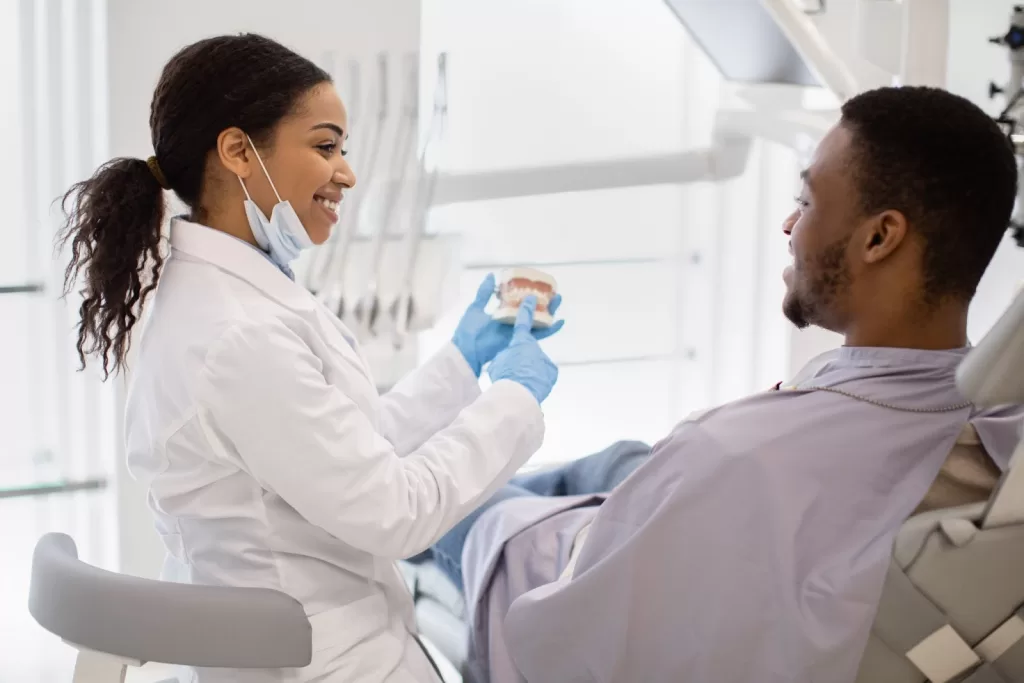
[169,217,315,312]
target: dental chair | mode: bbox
[400,291,1024,683]
[854,290,1024,683]
[28,533,312,683]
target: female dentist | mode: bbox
[58,34,562,683]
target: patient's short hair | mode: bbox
[840,86,1017,302]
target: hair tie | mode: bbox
[146,156,170,190]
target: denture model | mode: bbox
[492,267,558,329]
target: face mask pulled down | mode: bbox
[238,135,313,271]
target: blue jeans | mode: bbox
[425,440,652,589]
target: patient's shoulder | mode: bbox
[681,391,849,457]
[667,388,959,476]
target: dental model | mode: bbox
[493,267,558,328]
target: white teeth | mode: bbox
[316,197,339,213]
[501,286,551,306]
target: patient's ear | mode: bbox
[861,210,908,264]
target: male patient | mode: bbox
[424,86,1024,683]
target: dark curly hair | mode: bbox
[840,86,1018,303]
[57,33,330,378]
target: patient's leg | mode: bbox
[511,440,652,496]
[430,483,537,588]
[426,441,652,587]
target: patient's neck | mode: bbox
[843,300,969,350]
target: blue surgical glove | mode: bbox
[487,296,559,404]
[452,273,564,377]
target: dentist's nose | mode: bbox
[334,159,356,189]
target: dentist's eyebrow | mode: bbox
[310,122,345,137]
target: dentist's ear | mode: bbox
[216,127,253,179]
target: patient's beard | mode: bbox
[783,237,850,331]
[783,288,812,329]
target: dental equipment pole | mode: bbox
[990,6,1024,248]
[390,53,449,351]
[321,56,390,318]
[353,53,420,338]
[989,6,1024,109]
[306,59,361,295]
[758,0,859,101]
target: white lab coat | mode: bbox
[124,218,545,683]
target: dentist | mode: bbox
[57,34,561,683]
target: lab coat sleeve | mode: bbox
[197,322,545,560]
[503,424,878,683]
[377,342,482,457]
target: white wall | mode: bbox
[106,0,421,163]
[417,0,692,463]
[105,0,422,578]
[5,0,119,566]
[4,2,120,677]
[418,0,800,464]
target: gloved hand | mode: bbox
[487,296,559,404]
[452,273,564,377]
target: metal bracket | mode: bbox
[68,643,144,683]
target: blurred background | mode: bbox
[2,0,1022,680]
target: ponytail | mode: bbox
[57,156,166,379]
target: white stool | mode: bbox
[28,533,312,683]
